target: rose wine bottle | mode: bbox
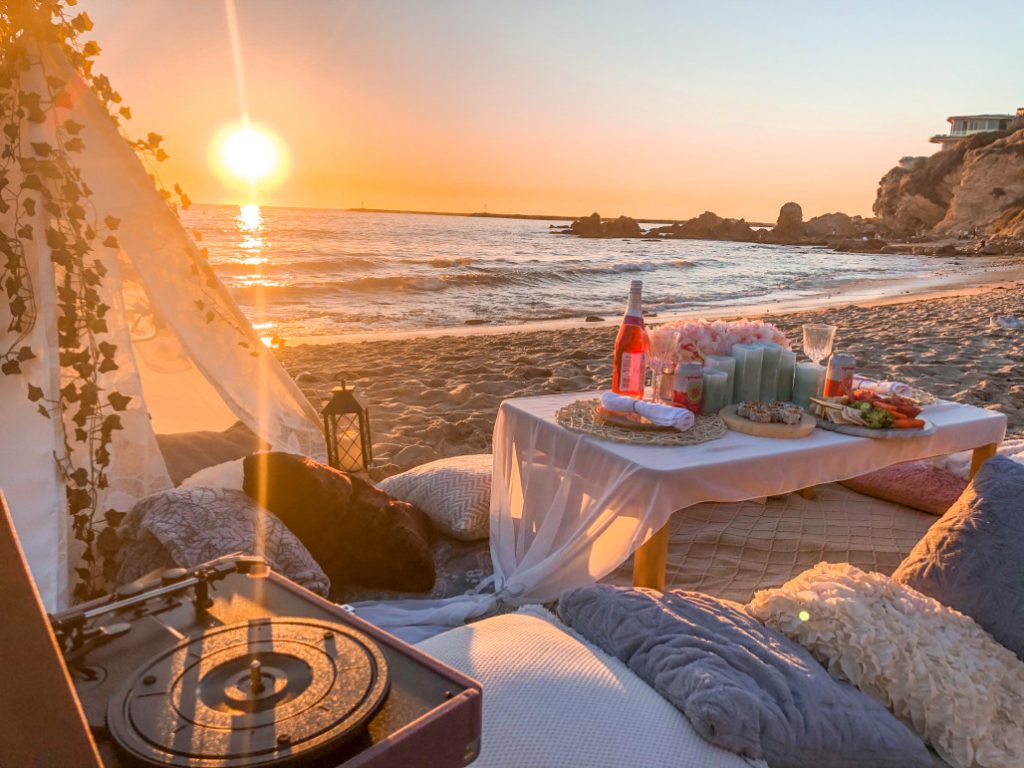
[612,279,649,397]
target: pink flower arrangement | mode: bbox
[650,319,791,364]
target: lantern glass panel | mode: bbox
[329,413,365,472]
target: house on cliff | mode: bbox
[929,109,1023,151]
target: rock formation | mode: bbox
[758,202,804,244]
[935,129,1024,237]
[568,213,642,238]
[647,211,757,242]
[873,125,1024,239]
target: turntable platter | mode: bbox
[107,618,390,767]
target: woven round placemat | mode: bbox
[555,399,728,446]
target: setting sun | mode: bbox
[209,121,289,192]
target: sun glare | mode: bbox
[209,122,289,192]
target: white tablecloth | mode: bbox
[488,392,1007,604]
[357,392,1005,641]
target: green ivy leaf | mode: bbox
[45,228,65,248]
[1,360,21,375]
[98,358,117,373]
[71,12,94,32]
[104,215,120,230]
[146,132,163,147]
[17,346,35,361]
[26,384,44,402]
[63,119,84,134]
[102,235,118,249]
[37,403,49,418]
[65,137,84,153]
[107,391,131,411]
[23,197,35,215]
[30,141,52,157]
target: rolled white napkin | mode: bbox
[852,375,913,399]
[600,392,695,432]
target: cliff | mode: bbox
[874,126,1024,242]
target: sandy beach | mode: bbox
[277,281,1024,477]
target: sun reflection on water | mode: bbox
[237,204,266,256]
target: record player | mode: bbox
[43,554,482,768]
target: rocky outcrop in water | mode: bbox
[568,212,643,238]
[646,211,757,241]
[874,123,1024,239]
[758,202,804,244]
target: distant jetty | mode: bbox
[346,207,687,225]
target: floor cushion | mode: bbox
[377,454,491,540]
[116,487,329,595]
[180,458,245,490]
[559,585,929,768]
[749,562,1024,768]
[840,461,965,515]
[416,607,765,768]
[242,452,435,592]
[156,421,264,485]
[892,455,1024,660]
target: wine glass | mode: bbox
[802,324,836,365]
[646,325,678,403]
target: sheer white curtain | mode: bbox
[0,41,325,609]
[356,400,671,642]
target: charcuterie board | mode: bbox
[719,404,816,439]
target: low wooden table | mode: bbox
[491,393,1006,595]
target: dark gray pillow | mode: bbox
[893,455,1024,659]
[558,585,931,768]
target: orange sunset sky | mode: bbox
[79,0,1022,221]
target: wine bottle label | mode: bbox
[622,315,644,327]
[619,352,645,392]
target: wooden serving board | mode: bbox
[719,404,816,439]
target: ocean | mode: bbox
[183,204,953,341]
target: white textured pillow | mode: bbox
[179,458,244,490]
[417,607,764,768]
[747,562,1024,768]
[377,454,491,540]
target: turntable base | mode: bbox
[107,618,389,767]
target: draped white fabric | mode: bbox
[357,392,1005,641]
[0,41,325,610]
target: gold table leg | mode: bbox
[797,487,816,500]
[969,443,998,480]
[632,523,670,591]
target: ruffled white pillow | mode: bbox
[747,562,1024,768]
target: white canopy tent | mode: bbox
[0,29,325,611]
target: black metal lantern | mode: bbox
[321,379,373,472]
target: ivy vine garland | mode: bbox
[1,1,253,600]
